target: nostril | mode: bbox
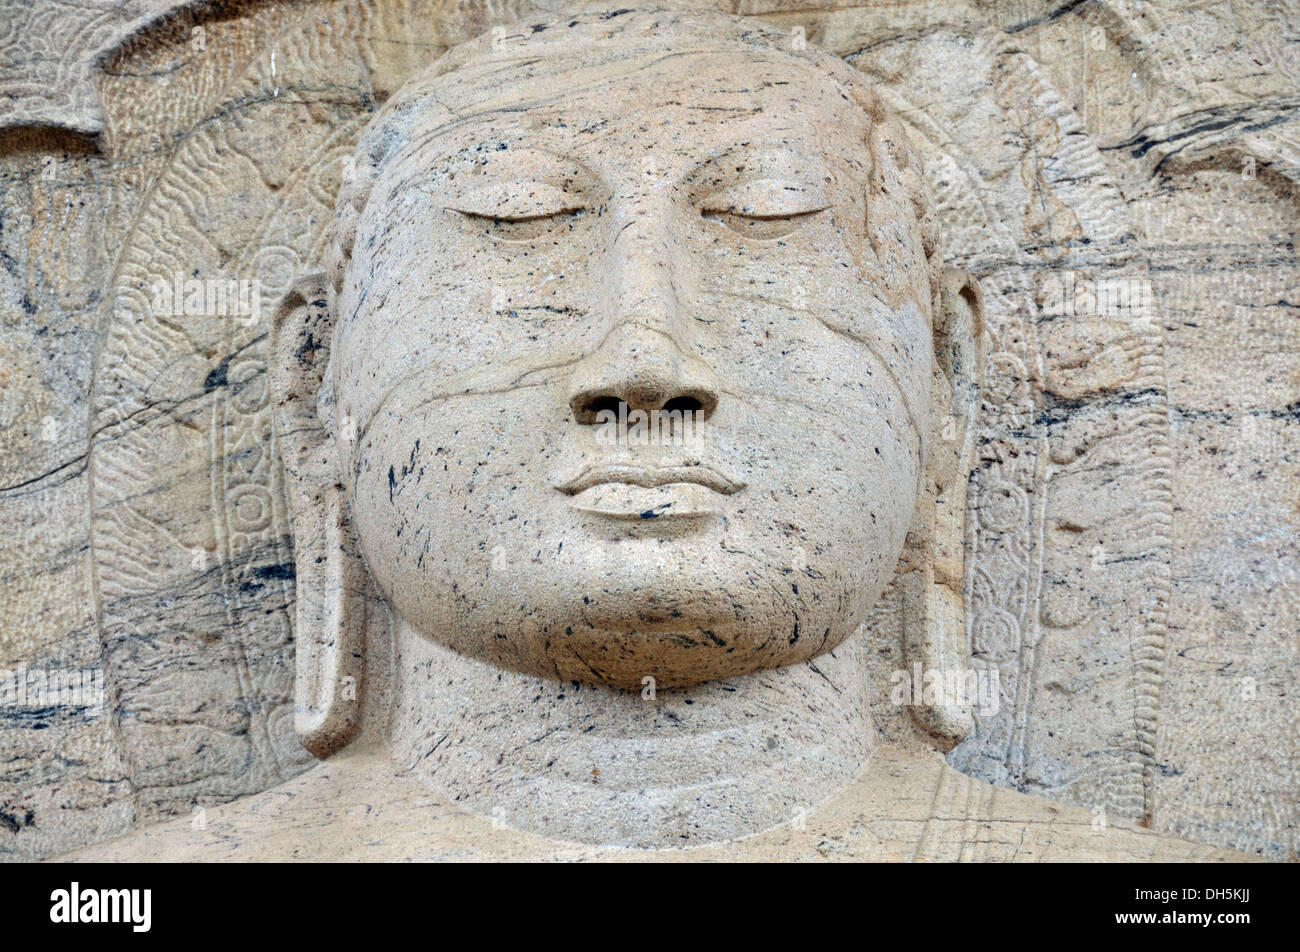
[588,395,623,418]
[668,392,717,421]
[572,393,717,425]
[575,394,622,424]
[661,396,702,415]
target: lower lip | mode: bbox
[566,482,726,521]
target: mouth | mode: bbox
[556,463,745,496]
[556,463,745,522]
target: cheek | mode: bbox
[750,388,918,593]
[336,213,602,423]
[344,385,562,628]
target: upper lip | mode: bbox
[557,463,745,495]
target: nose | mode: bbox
[568,325,719,424]
[568,199,719,425]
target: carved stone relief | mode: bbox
[0,0,1294,860]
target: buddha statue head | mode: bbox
[271,4,984,792]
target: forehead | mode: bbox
[387,50,872,178]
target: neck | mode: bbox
[387,619,875,848]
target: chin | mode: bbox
[512,623,824,690]
[486,571,859,689]
[400,558,865,688]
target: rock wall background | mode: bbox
[0,0,1295,860]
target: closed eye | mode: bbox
[700,178,828,239]
[447,180,584,219]
[702,206,825,240]
[447,180,590,240]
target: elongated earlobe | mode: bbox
[270,274,369,757]
[900,269,985,750]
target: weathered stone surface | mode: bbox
[0,0,1295,861]
[66,742,1253,861]
[0,0,187,134]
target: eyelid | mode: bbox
[445,181,585,220]
[700,178,829,219]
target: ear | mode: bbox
[899,269,985,750]
[270,274,368,758]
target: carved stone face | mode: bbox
[331,18,939,689]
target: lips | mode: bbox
[556,463,745,496]
[555,462,746,522]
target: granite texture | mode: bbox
[0,0,1294,860]
[64,741,1253,861]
